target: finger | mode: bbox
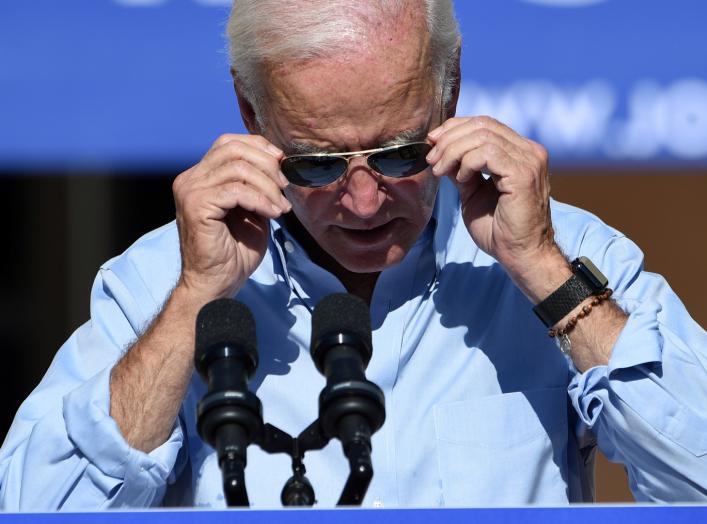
[203,138,288,189]
[206,160,292,212]
[449,167,486,203]
[427,116,468,140]
[429,116,531,153]
[462,176,500,230]
[200,181,288,221]
[431,131,522,181]
[427,123,513,165]
[208,133,283,158]
[203,134,287,188]
[449,143,521,191]
[201,140,289,189]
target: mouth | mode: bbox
[334,218,400,246]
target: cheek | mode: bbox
[284,185,340,226]
[392,171,439,210]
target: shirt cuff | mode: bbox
[568,297,664,427]
[63,366,184,490]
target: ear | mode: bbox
[444,40,462,119]
[231,67,261,135]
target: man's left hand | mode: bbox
[426,116,567,295]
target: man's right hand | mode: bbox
[172,134,291,301]
[110,135,290,452]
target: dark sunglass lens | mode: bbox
[281,156,348,188]
[368,143,433,178]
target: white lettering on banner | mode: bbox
[662,80,707,158]
[457,79,707,160]
[537,81,615,153]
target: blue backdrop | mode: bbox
[1,0,706,170]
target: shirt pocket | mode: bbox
[433,387,570,505]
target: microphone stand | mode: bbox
[256,416,374,507]
[336,419,373,506]
[197,294,383,507]
[206,405,375,508]
[198,377,381,507]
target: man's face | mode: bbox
[260,16,441,274]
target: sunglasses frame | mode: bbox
[280,141,433,188]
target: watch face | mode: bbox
[573,256,609,291]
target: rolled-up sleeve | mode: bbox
[0,253,184,510]
[563,219,707,501]
[62,366,184,507]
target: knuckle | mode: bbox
[474,128,494,143]
[251,134,271,148]
[172,170,192,197]
[214,133,236,148]
[483,142,502,157]
[475,115,495,128]
[443,139,462,159]
[460,153,477,172]
[221,140,246,159]
[528,139,548,157]
[224,154,255,178]
[219,183,239,200]
[536,144,550,164]
[228,158,249,173]
[527,142,549,171]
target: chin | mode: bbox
[333,245,408,274]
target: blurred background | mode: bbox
[1,0,705,503]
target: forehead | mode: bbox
[260,13,436,151]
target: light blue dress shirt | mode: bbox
[1,179,706,510]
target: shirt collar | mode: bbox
[269,177,460,294]
[430,177,461,277]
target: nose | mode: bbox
[340,158,385,219]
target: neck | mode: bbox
[283,214,380,304]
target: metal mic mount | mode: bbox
[250,382,384,507]
[195,294,385,507]
[197,374,385,507]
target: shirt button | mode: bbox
[283,240,294,254]
[373,499,384,508]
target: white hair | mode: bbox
[226,0,460,126]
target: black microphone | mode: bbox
[310,293,385,504]
[194,298,263,507]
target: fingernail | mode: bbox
[428,127,442,138]
[271,203,283,214]
[426,146,437,162]
[278,171,289,187]
[280,197,292,212]
[432,164,441,175]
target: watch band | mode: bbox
[532,274,594,328]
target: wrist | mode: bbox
[177,270,243,304]
[503,244,572,305]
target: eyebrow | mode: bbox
[284,126,429,156]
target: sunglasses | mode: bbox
[280,141,433,188]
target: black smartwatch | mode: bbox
[533,256,609,328]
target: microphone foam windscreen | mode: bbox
[195,298,257,368]
[311,293,372,356]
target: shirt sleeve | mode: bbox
[561,215,707,501]
[0,263,186,510]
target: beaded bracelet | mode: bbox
[548,288,613,338]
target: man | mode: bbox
[1,0,706,510]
